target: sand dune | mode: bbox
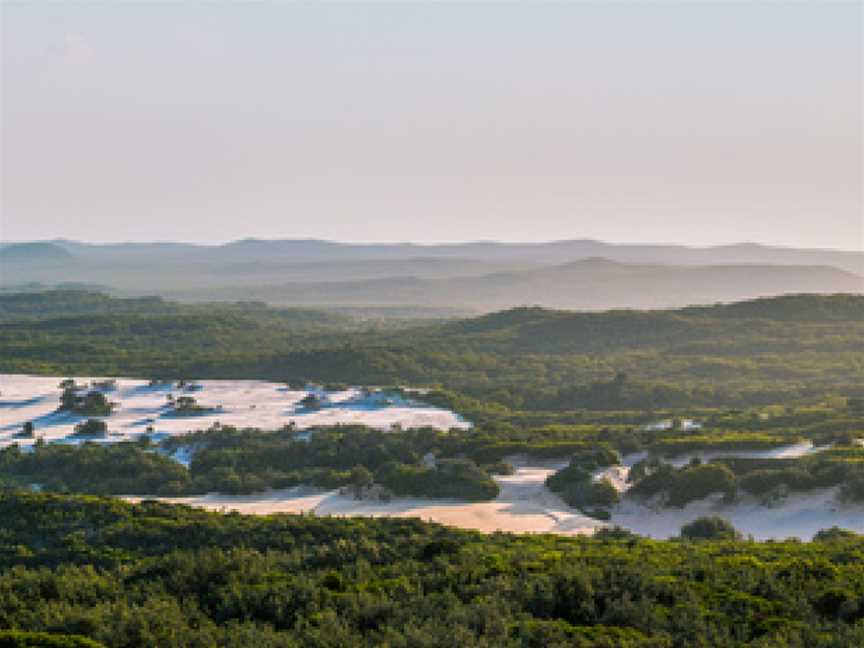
[132,448,864,540]
[131,458,600,536]
[7,374,860,540]
[0,374,469,447]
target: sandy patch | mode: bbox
[128,448,864,540]
[127,460,599,536]
[0,374,469,447]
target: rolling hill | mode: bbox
[1,239,860,312]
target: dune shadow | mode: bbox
[0,409,82,432]
[130,416,158,427]
[125,383,174,397]
[0,395,53,409]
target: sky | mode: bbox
[1,1,862,250]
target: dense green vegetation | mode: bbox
[2,292,862,412]
[2,395,861,507]
[2,291,864,644]
[0,426,500,500]
[628,461,738,507]
[0,290,355,326]
[0,440,188,495]
[679,516,741,541]
[0,632,104,648]
[2,492,864,646]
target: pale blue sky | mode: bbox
[2,1,861,249]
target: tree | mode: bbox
[300,394,323,410]
[15,421,35,438]
[349,465,374,498]
[71,418,107,438]
[813,527,858,543]
[679,516,739,541]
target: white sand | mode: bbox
[662,440,819,468]
[129,448,864,540]
[0,374,470,447]
[7,374,858,540]
[128,457,600,536]
[609,489,864,540]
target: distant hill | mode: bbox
[1,239,860,313]
[0,290,353,327]
[36,237,864,274]
[0,242,72,262]
[432,293,864,355]
[168,258,861,311]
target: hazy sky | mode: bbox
[2,1,862,249]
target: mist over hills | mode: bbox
[3,237,862,270]
[1,238,860,314]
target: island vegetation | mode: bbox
[0,491,863,646]
[2,291,864,644]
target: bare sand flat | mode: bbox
[0,374,469,447]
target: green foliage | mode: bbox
[166,395,216,417]
[1,492,864,646]
[629,462,737,507]
[2,292,863,412]
[13,422,34,439]
[70,419,108,438]
[545,448,621,516]
[58,389,113,417]
[0,631,105,648]
[679,516,740,541]
[667,463,737,507]
[738,468,814,496]
[375,458,499,500]
[0,442,189,495]
[299,393,323,410]
[813,527,859,543]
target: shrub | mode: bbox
[71,419,107,438]
[680,516,740,541]
[59,390,113,416]
[839,476,864,503]
[813,527,859,542]
[561,478,620,511]
[738,468,813,496]
[0,631,105,648]
[667,464,737,507]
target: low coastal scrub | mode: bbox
[165,395,218,417]
[0,632,105,648]
[628,461,737,507]
[625,445,864,507]
[2,491,864,646]
[70,418,108,438]
[651,432,802,457]
[0,441,188,495]
[58,385,114,417]
[375,459,499,501]
[545,445,621,518]
[679,516,741,541]
[0,426,499,501]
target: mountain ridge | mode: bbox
[2,239,861,313]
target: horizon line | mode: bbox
[3,237,862,255]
